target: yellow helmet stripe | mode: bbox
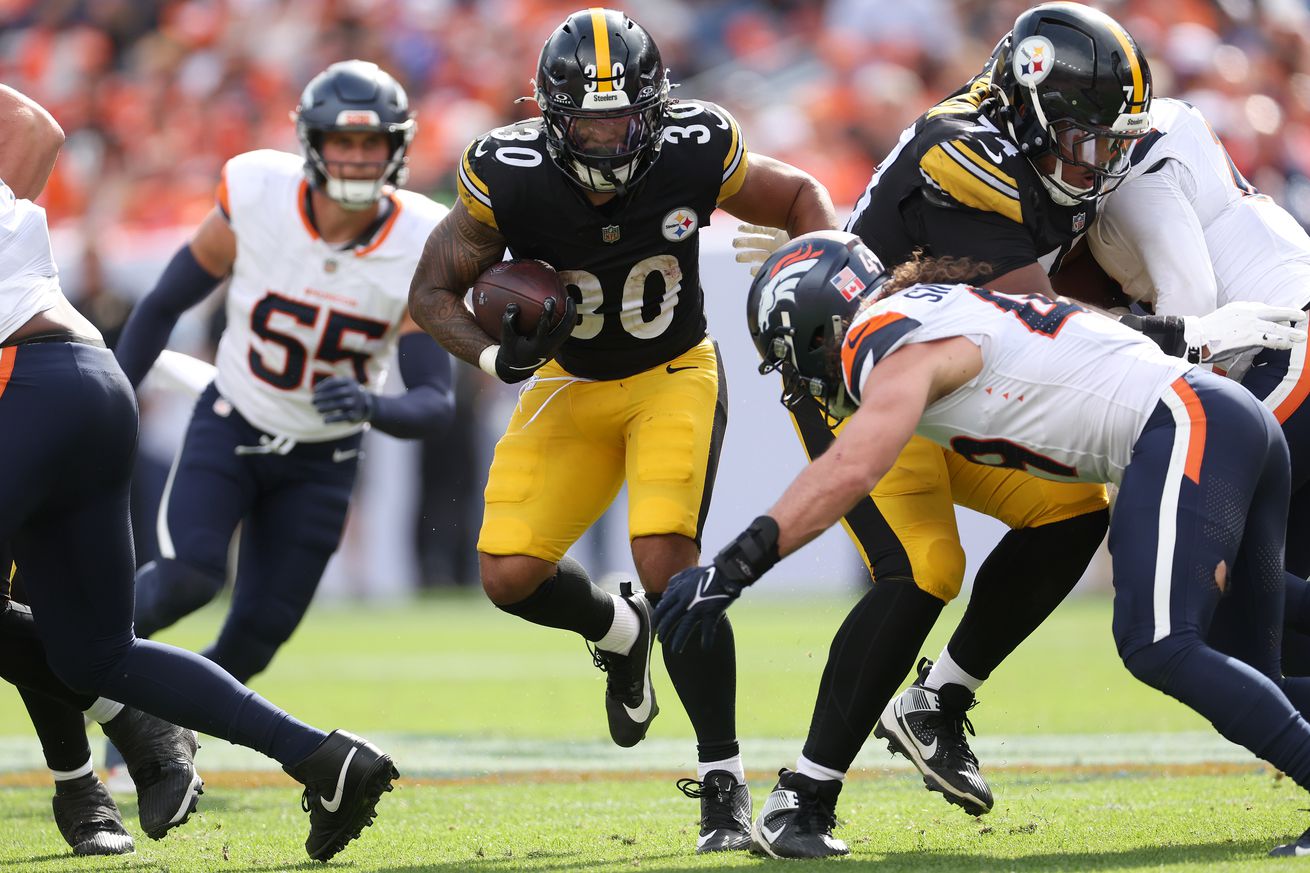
[589,8,613,92]
[1104,18,1145,110]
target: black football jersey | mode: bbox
[457,100,748,380]
[845,73,1094,280]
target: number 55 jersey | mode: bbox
[215,149,448,441]
[844,284,1192,484]
[457,99,747,379]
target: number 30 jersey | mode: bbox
[842,284,1191,484]
[457,100,748,380]
[213,150,448,441]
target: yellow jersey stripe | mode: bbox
[926,74,992,118]
[590,8,612,92]
[1105,19,1145,110]
[921,143,1023,225]
[950,141,1018,190]
[457,144,496,229]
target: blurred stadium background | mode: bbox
[6,0,1309,598]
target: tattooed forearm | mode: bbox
[408,199,507,367]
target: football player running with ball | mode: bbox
[409,8,835,853]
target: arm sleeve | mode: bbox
[367,332,455,439]
[1096,159,1217,316]
[114,244,223,388]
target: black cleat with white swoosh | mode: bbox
[750,769,848,859]
[284,730,397,862]
[590,582,659,747]
[873,656,993,816]
[677,770,752,853]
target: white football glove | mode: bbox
[732,223,789,277]
[1182,301,1307,367]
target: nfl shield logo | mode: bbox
[602,224,621,244]
[1072,212,1086,232]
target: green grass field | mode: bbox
[0,591,1302,871]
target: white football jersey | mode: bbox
[213,150,447,441]
[842,284,1192,484]
[1088,97,1310,316]
[0,178,65,343]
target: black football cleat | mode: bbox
[284,730,397,862]
[873,656,993,816]
[677,770,752,853]
[1270,825,1310,857]
[101,707,203,839]
[52,776,136,856]
[589,582,658,747]
[750,769,849,859]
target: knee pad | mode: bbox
[908,534,967,603]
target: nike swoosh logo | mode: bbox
[320,746,357,813]
[332,448,359,463]
[761,822,786,844]
[666,364,696,374]
[687,568,732,608]
[503,358,548,372]
[697,831,716,849]
[622,600,653,722]
[978,141,1004,164]
[898,697,937,760]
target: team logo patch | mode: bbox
[1013,36,1055,87]
[756,244,823,331]
[336,110,380,126]
[662,208,698,242]
[602,224,621,244]
[1072,211,1086,232]
[830,266,866,301]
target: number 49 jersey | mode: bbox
[842,285,1191,484]
[458,100,748,380]
[213,150,448,441]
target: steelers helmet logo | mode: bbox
[1014,35,1055,87]
[662,208,698,242]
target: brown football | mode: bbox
[470,259,568,339]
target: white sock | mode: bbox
[796,753,845,783]
[698,755,745,783]
[52,756,94,782]
[925,647,983,692]
[83,697,124,725]
[594,592,640,655]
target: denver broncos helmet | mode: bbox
[294,60,416,210]
[991,2,1152,204]
[747,231,887,421]
[534,8,670,195]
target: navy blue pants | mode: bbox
[134,383,360,682]
[1111,369,1310,787]
[0,342,323,766]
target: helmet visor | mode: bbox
[1051,117,1148,182]
[556,106,656,166]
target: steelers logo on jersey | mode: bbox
[662,208,698,242]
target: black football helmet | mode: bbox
[294,60,416,210]
[534,8,670,195]
[991,3,1152,204]
[747,231,888,421]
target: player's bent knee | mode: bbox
[479,552,556,606]
[1120,633,1198,692]
[45,633,135,695]
[909,536,967,603]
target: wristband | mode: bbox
[714,515,782,585]
[478,344,500,377]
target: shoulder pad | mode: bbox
[841,303,924,405]
[457,121,552,231]
[218,149,301,222]
[663,100,749,203]
[916,118,1025,225]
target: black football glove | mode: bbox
[494,296,577,384]
[654,516,781,653]
[312,376,373,424]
